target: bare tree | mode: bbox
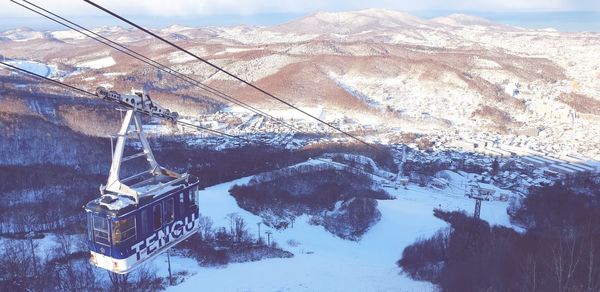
[198,216,214,242]
[108,271,130,292]
[521,254,538,292]
[134,263,162,291]
[226,213,249,243]
[550,227,584,292]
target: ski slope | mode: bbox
[147,170,512,292]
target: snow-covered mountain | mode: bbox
[2,9,600,291]
[1,9,600,160]
[273,8,430,34]
[431,13,497,27]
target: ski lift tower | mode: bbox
[466,182,493,219]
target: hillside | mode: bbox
[162,163,515,291]
[1,9,599,160]
[1,8,600,291]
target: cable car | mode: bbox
[85,89,200,274]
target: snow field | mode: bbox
[6,60,57,77]
[154,169,512,292]
[78,56,116,69]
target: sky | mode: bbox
[2,0,600,31]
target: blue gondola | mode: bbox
[85,177,200,273]
[85,89,200,273]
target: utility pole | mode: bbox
[266,230,272,247]
[256,222,261,244]
[167,249,173,285]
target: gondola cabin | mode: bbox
[84,93,201,274]
[85,175,200,274]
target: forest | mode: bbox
[398,184,600,292]
[230,166,392,239]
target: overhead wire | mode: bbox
[1,62,394,183]
[6,1,393,181]
[11,0,304,135]
[82,0,376,149]
[0,61,95,96]
[0,61,251,142]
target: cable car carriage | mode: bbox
[85,89,200,274]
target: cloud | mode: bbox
[2,0,599,18]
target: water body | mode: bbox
[2,11,600,32]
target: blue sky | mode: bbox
[2,0,600,31]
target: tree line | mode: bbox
[398,184,600,292]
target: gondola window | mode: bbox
[153,204,162,230]
[93,216,110,246]
[112,216,136,244]
[188,190,197,208]
[165,198,175,224]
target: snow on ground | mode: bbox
[210,54,298,83]
[1,29,45,42]
[102,72,127,77]
[97,82,113,89]
[147,169,512,292]
[217,28,319,45]
[51,30,87,40]
[261,106,341,122]
[214,47,259,55]
[168,51,199,64]
[6,60,57,77]
[0,233,85,260]
[78,56,116,69]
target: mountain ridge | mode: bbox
[1,8,599,160]
[0,9,509,37]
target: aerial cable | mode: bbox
[83,0,376,150]
[0,61,251,142]
[0,61,95,96]
[1,63,394,183]
[7,2,389,175]
[11,0,302,135]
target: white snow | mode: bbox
[78,56,116,69]
[217,27,319,45]
[99,194,135,210]
[252,106,345,124]
[151,167,513,292]
[6,60,57,77]
[472,57,502,69]
[210,54,297,82]
[102,72,126,77]
[1,29,45,42]
[214,47,258,55]
[97,82,113,89]
[167,51,198,64]
[51,30,87,40]
[161,25,194,34]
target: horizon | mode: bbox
[2,9,600,32]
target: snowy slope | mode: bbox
[148,169,513,292]
[6,60,57,77]
[2,10,599,160]
[78,56,116,69]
